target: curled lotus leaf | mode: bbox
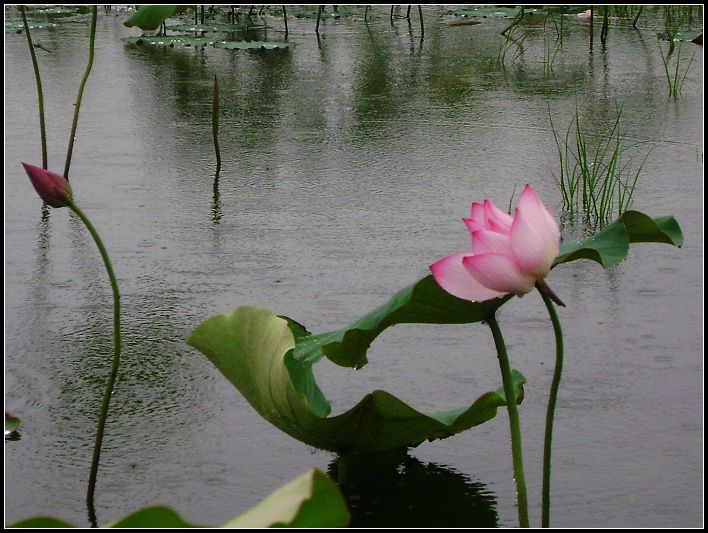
[188,306,525,452]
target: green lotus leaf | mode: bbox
[5,411,21,434]
[124,6,194,31]
[9,470,347,528]
[9,517,74,528]
[109,507,202,528]
[296,276,512,373]
[223,469,349,528]
[188,306,524,452]
[554,211,683,268]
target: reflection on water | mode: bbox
[328,449,498,528]
[212,171,222,223]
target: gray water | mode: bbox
[4,6,703,527]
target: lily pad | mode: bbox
[19,6,90,18]
[445,19,483,27]
[447,6,543,19]
[9,469,348,528]
[288,6,357,19]
[214,41,290,50]
[122,36,289,50]
[188,306,525,452]
[5,22,58,33]
[165,23,265,33]
[122,35,216,47]
[657,30,703,43]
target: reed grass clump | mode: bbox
[550,106,649,227]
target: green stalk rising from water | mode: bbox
[63,5,97,180]
[487,314,530,528]
[538,289,564,527]
[20,5,48,170]
[68,201,121,525]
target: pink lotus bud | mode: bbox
[22,163,73,208]
[430,185,560,302]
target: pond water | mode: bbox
[4,6,703,528]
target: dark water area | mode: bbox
[4,6,703,527]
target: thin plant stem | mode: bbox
[501,6,524,37]
[316,5,322,33]
[487,314,530,528]
[63,5,97,181]
[631,5,643,28]
[282,5,288,38]
[678,50,695,93]
[20,5,48,170]
[589,6,594,50]
[418,5,424,38]
[212,75,221,172]
[68,201,121,523]
[538,287,564,528]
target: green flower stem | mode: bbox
[539,289,564,528]
[20,5,48,170]
[487,314,530,528]
[63,5,97,180]
[67,201,121,515]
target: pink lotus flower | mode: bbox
[577,9,592,20]
[431,185,561,303]
[22,163,73,208]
